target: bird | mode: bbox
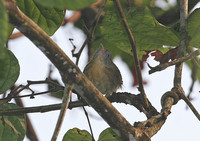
[83,44,122,97]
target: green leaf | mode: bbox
[62,128,92,141]
[0,49,20,94]
[0,0,8,47]
[188,8,200,48]
[34,0,96,10]
[98,128,121,141]
[0,103,26,141]
[7,24,14,41]
[17,0,65,36]
[94,3,179,58]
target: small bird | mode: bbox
[83,44,122,97]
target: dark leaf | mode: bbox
[0,103,26,141]
[62,128,92,141]
[0,49,20,94]
[17,0,65,35]
[34,0,96,10]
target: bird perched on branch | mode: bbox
[83,44,122,97]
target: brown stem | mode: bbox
[176,87,200,121]
[113,0,149,109]
[174,0,188,87]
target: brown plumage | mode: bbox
[83,44,122,97]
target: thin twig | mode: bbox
[183,96,200,120]
[51,84,74,141]
[177,88,200,121]
[113,0,149,108]
[149,49,200,74]
[0,79,64,102]
[73,0,107,65]
[82,107,95,141]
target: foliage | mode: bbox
[1,0,200,140]
[188,8,200,48]
[0,49,20,93]
[98,128,121,141]
[0,103,26,141]
[0,0,8,59]
[62,127,121,141]
[34,0,96,10]
[62,128,92,141]
[93,2,179,59]
[17,0,65,36]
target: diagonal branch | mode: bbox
[113,0,149,109]
[3,0,150,140]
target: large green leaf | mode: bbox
[62,128,92,141]
[0,49,20,94]
[17,0,65,36]
[188,8,200,48]
[34,0,96,10]
[98,128,121,141]
[94,2,179,58]
[0,103,26,141]
[0,0,8,54]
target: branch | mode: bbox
[135,90,179,137]
[113,0,150,109]
[0,92,158,116]
[0,79,64,103]
[174,0,188,87]
[51,84,74,141]
[149,49,200,74]
[172,0,200,121]
[4,0,149,140]
[176,87,200,121]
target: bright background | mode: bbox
[7,0,200,141]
